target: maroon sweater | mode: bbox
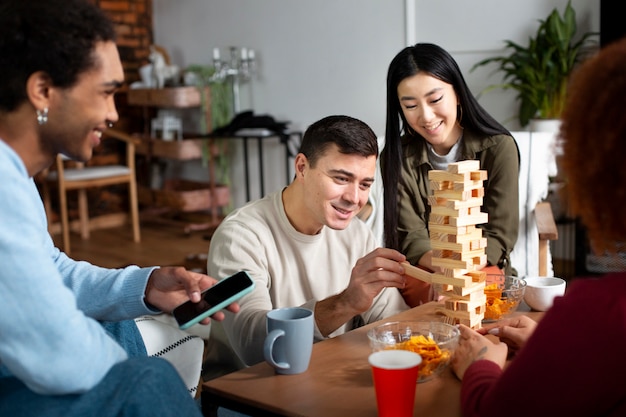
[461,272,626,417]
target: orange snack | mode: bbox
[484,283,515,320]
[393,334,450,377]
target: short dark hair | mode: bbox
[299,115,378,167]
[0,0,116,112]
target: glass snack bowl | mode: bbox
[367,321,460,383]
[483,275,527,321]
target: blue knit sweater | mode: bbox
[0,139,156,395]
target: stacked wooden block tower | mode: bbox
[428,160,488,328]
[402,160,490,328]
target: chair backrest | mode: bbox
[40,128,141,254]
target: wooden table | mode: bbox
[202,302,542,417]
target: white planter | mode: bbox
[529,118,561,133]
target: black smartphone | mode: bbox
[173,271,255,329]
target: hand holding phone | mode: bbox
[173,271,255,330]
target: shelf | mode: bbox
[127,86,207,108]
[128,87,225,234]
[135,136,211,160]
[139,180,229,213]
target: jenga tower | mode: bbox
[428,160,488,329]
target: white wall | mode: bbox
[411,0,599,130]
[152,0,599,209]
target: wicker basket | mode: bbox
[155,179,229,212]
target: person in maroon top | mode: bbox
[450,38,626,416]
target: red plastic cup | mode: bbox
[369,350,422,417]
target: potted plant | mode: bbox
[472,0,598,128]
[184,64,234,187]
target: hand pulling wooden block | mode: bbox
[401,261,433,283]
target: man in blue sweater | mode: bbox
[0,1,238,416]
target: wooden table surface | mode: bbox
[202,302,542,417]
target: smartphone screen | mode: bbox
[173,271,254,329]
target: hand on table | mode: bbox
[144,266,240,323]
[477,315,538,353]
[451,324,508,380]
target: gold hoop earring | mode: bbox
[37,108,49,125]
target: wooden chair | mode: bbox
[41,128,141,254]
[535,201,559,276]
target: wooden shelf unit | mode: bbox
[127,87,229,234]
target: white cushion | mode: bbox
[47,166,130,181]
[134,315,204,397]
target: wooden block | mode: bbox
[429,213,449,225]
[470,238,488,250]
[455,296,487,312]
[435,309,482,328]
[428,170,469,183]
[466,270,487,283]
[430,239,470,252]
[470,170,488,181]
[453,180,485,191]
[401,262,433,283]
[444,299,458,311]
[447,160,480,174]
[441,286,486,302]
[429,232,448,242]
[432,273,473,287]
[430,229,481,245]
[433,189,474,200]
[431,256,472,270]
[459,314,484,329]
[439,251,463,261]
[473,254,488,266]
[430,205,468,217]
[460,248,486,261]
[429,223,468,235]
[430,180,454,191]
[427,196,448,206]
[447,280,486,297]
[435,305,483,322]
[446,197,483,210]
[452,228,483,244]
[442,268,469,277]
[431,178,484,192]
[449,212,488,226]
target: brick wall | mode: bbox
[96,0,154,133]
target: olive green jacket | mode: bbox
[397,129,519,275]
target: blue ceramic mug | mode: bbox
[264,307,314,374]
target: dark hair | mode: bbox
[382,43,510,250]
[560,38,626,253]
[0,0,116,112]
[299,115,378,167]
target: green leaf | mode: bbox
[470,0,598,127]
